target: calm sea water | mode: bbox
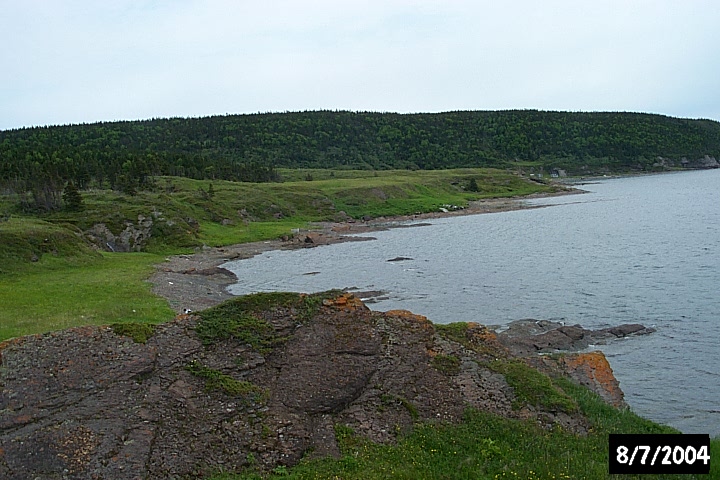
[224,169,720,436]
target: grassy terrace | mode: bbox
[0,168,556,340]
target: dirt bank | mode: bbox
[150,190,584,313]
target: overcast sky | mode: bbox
[2,0,719,130]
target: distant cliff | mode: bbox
[0,292,652,478]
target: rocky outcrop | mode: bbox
[653,155,719,170]
[84,214,155,252]
[493,319,656,407]
[83,211,198,252]
[0,293,641,478]
[281,231,375,247]
[534,352,625,407]
[683,155,719,169]
[496,319,655,356]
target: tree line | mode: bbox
[2,110,719,211]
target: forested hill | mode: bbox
[2,110,720,189]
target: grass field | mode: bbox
[0,252,174,340]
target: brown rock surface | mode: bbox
[1,293,631,478]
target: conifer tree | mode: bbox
[467,177,480,192]
[62,181,84,211]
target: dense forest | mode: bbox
[1,110,719,210]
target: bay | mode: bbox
[224,169,720,436]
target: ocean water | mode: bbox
[224,169,720,436]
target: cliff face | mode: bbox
[0,292,633,479]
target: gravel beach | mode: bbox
[150,191,582,313]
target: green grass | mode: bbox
[488,359,578,413]
[195,291,340,351]
[195,304,279,352]
[111,322,157,344]
[435,322,472,347]
[26,168,557,251]
[0,217,101,274]
[196,218,313,247]
[185,360,268,400]
[217,381,719,480]
[313,168,555,219]
[194,292,307,351]
[0,251,174,341]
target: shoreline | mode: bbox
[149,188,585,313]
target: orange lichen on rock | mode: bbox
[384,310,434,330]
[465,323,508,356]
[558,351,624,407]
[321,293,365,310]
[466,323,499,343]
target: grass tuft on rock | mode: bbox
[111,322,156,344]
[380,394,420,420]
[195,291,343,350]
[186,360,268,400]
[489,359,577,413]
[435,322,472,348]
[195,292,301,349]
[219,292,306,313]
[430,354,461,375]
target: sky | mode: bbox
[2,0,719,130]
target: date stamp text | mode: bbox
[609,434,710,474]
